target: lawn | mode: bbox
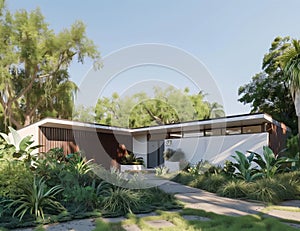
[93,208,299,231]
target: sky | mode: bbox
[7,0,300,116]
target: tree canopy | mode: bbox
[93,86,225,128]
[0,2,100,130]
[238,36,297,133]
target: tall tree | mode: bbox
[280,39,300,137]
[0,3,100,129]
[238,37,297,133]
[94,86,224,128]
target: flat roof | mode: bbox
[17,113,290,135]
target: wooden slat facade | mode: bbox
[38,126,132,169]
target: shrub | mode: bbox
[187,160,213,175]
[232,151,262,182]
[217,180,249,199]
[172,172,195,185]
[101,187,144,216]
[0,160,32,198]
[5,176,65,220]
[155,165,169,176]
[201,174,227,193]
[276,172,300,200]
[62,185,99,213]
[248,178,285,204]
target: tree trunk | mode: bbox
[24,115,31,127]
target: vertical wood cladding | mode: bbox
[267,123,288,155]
[38,126,132,169]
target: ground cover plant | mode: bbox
[173,146,300,204]
[0,130,180,230]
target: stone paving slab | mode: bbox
[266,210,300,222]
[182,215,211,221]
[122,224,142,231]
[145,219,175,228]
[175,192,264,216]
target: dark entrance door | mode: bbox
[147,140,164,168]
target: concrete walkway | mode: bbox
[159,180,300,221]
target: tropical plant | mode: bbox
[231,151,262,182]
[252,146,294,178]
[280,39,300,147]
[155,165,169,176]
[0,127,40,168]
[120,151,144,165]
[222,160,236,177]
[187,160,213,175]
[5,176,64,220]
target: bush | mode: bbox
[0,160,32,198]
[248,178,285,204]
[217,180,249,199]
[101,187,144,216]
[172,172,195,185]
[201,174,227,193]
[4,176,65,220]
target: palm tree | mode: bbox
[281,39,300,140]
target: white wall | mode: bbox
[132,134,148,166]
[164,133,269,166]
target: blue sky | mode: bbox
[7,0,300,115]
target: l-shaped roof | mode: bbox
[17,113,290,135]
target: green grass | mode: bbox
[93,208,299,231]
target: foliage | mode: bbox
[286,134,299,161]
[231,151,262,182]
[0,4,100,130]
[95,86,224,128]
[155,165,169,176]
[248,178,286,204]
[187,160,214,175]
[238,36,297,133]
[252,146,295,178]
[101,187,144,216]
[95,208,298,231]
[4,176,64,220]
[163,148,185,162]
[217,180,248,199]
[0,126,40,167]
[120,151,144,165]
[0,160,32,198]
[222,160,236,177]
[72,105,96,123]
[281,39,300,102]
[200,174,227,193]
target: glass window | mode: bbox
[183,131,204,137]
[225,127,242,135]
[205,129,222,136]
[242,125,262,134]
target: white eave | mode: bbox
[17,113,290,135]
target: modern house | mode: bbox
[17,113,290,169]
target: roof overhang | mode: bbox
[17,113,291,136]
